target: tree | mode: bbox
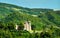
[40,32,51,38]
[34,33,39,38]
[7,22,15,30]
[31,25,36,32]
[0,21,5,29]
[17,23,24,30]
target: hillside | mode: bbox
[0,3,60,38]
[0,3,60,26]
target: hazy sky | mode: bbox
[0,0,60,10]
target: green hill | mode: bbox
[0,3,60,38]
[0,3,60,26]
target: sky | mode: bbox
[0,0,60,10]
